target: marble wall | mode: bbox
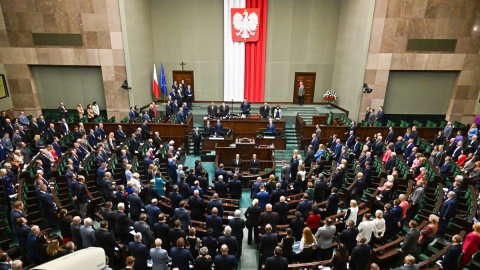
[0,0,129,118]
[360,0,480,124]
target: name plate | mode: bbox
[209,137,224,140]
[264,136,275,139]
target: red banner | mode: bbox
[231,8,261,42]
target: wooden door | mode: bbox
[293,72,316,104]
[172,71,195,102]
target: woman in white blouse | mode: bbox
[299,227,318,263]
[344,200,359,226]
[372,210,386,245]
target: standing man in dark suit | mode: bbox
[185,85,193,110]
[386,126,395,144]
[70,216,83,250]
[192,126,201,156]
[37,184,56,227]
[128,189,145,221]
[214,119,223,136]
[240,98,251,115]
[372,136,384,157]
[439,156,453,179]
[399,220,420,258]
[58,101,67,119]
[129,232,149,270]
[339,220,359,254]
[296,193,312,220]
[260,102,270,118]
[228,210,245,257]
[214,244,238,270]
[349,237,372,270]
[207,102,217,118]
[96,220,121,269]
[219,102,229,118]
[442,234,463,270]
[273,196,290,225]
[258,204,279,234]
[438,191,458,236]
[134,213,155,248]
[206,207,223,239]
[281,160,291,182]
[188,190,205,221]
[325,187,340,217]
[218,226,238,258]
[346,131,355,150]
[376,106,384,125]
[229,174,242,199]
[114,203,133,244]
[265,246,288,270]
[232,154,242,169]
[259,224,278,269]
[353,172,366,202]
[215,175,228,198]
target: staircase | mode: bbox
[294,106,318,124]
[274,124,299,178]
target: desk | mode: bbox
[201,136,234,151]
[204,116,286,138]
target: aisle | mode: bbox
[240,190,258,270]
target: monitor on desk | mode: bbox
[263,131,273,137]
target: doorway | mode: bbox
[172,71,195,102]
[293,72,316,104]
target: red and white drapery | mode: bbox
[224,0,268,102]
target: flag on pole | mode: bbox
[152,64,160,99]
[160,63,168,95]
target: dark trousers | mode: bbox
[193,142,200,156]
[299,96,304,105]
[247,224,259,245]
[317,247,333,261]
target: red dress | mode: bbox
[305,214,321,231]
[460,232,480,268]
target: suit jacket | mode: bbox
[188,195,205,220]
[229,179,242,199]
[401,228,420,254]
[260,232,278,259]
[240,102,251,113]
[214,181,227,198]
[205,215,223,238]
[315,225,336,249]
[218,235,238,256]
[214,254,238,270]
[265,255,288,270]
[38,191,55,214]
[296,200,313,220]
[150,247,169,270]
[440,198,457,220]
[259,211,279,234]
[129,241,149,270]
[273,202,290,225]
[372,140,384,157]
[207,105,217,117]
[281,164,291,181]
[128,194,145,216]
[350,243,372,270]
[114,211,132,235]
[134,221,154,247]
[260,106,270,117]
[229,217,245,242]
[95,229,118,260]
[326,193,340,216]
[399,265,420,270]
[174,207,191,232]
[192,131,201,144]
[219,105,229,117]
[80,225,96,248]
[442,243,462,270]
[403,143,414,158]
[153,222,171,249]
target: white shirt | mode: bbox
[130,178,141,190]
[357,220,375,243]
[345,206,359,225]
[373,218,386,237]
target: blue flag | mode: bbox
[160,63,168,95]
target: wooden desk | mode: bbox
[256,136,287,150]
[203,116,286,138]
[201,137,234,151]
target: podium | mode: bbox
[236,138,255,159]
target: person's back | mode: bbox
[150,246,168,270]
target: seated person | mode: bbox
[214,119,223,136]
[266,120,276,134]
[273,105,282,119]
[240,98,251,115]
[204,120,213,137]
[207,102,217,118]
[250,154,259,169]
[259,102,270,118]
[219,102,229,118]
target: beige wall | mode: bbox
[150,0,224,101]
[121,0,155,107]
[265,0,341,103]
[331,0,375,121]
[360,0,480,124]
[0,0,129,119]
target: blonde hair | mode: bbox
[350,200,357,208]
[429,214,439,223]
[252,198,259,206]
[46,239,61,256]
[473,222,480,233]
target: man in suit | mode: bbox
[400,255,420,270]
[296,193,313,220]
[315,218,337,260]
[264,246,288,270]
[325,187,340,217]
[58,101,67,119]
[259,204,279,234]
[129,232,149,270]
[232,153,242,168]
[353,172,366,202]
[192,126,202,156]
[260,102,270,118]
[386,126,395,144]
[229,174,243,199]
[467,135,479,154]
[372,136,384,157]
[409,125,419,144]
[445,138,456,156]
[37,184,56,227]
[214,119,223,136]
[376,106,384,124]
[403,138,415,159]
[259,224,278,269]
[207,102,217,118]
[153,214,171,251]
[273,196,290,225]
[255,184,270,210]
[281,160,291,182]
[96,220,120,269]
[451,141,464,161]
[188,190,205,221]
[70,216,83,249]
[101,201,115,234]
[304,145,315,166]
[206,207,224,238]
[165,100,173,118]
[134,213,154,248]
[240,98,251,115]
[10,201,24,240]
[330,166,343,190]
[442,234,463,270]
[349,237,372,270]
[207,193,224,217]
[128,189,145,221]
[434,145,446,167]
[214,175,228,198]
[314,175,328,203]
[173,201,191,232]
[367,108,375,126]
[80,218,96,248]
[176,107,185,124]
[439,156,453,179]
[228,210,245,257]
[266,119,276,134]
[30,117,41,135]
[270,183,286,206]
[150,238,169,270]
[214,244,238,270]
[218,226,238,257]
[15,217,29,252]
[400,220,420,257]
[438,191,458,236]
[219,102,229,117]
[114,203,133,244]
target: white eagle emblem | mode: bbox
[232,10,259,40]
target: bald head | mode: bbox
[265,204,272,211]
